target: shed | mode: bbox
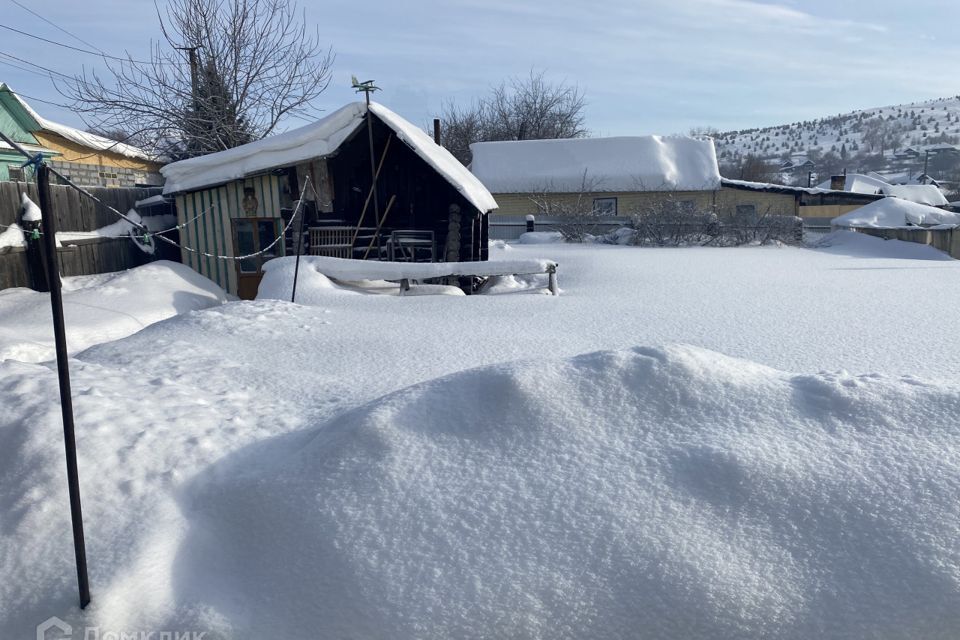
[161,102,498,298]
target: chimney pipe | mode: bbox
[433,118,441,145]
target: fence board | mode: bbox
[0,180,167,290]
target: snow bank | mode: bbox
[15,344,957,638]
[814,230,954,260]
[194,345,960,638]
[832,197,960,228]
[470,135,721,193]
[161,102,498,213]
[0,261,226,362]
[517,230,565,244]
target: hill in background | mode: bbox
[711,95,960,194]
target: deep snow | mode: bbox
[832,196,960,228]
[3,233,960,638]
[0,261,226,362]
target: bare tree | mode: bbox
[721,153,782,183]
[438,70,587,165]
[65,0,334,159]
[527,171,607,241]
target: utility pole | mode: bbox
[352,76,381,225]
[37,163,91,610]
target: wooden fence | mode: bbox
[849,226,960,259]
[0,180,171,290]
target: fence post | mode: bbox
[526,214,535,233]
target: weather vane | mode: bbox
[351,76,380,106]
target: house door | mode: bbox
[232,217,282,299]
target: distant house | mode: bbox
[779,155,816,174]
[469,136,870,232]
[469,136,726,218]
[0,83,162,187]
[161,101,497,298]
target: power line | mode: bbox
[0,50,73,80]
[0,24,158,65]
[7,0,105,54]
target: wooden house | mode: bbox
[0,83,162,187]
[161,101,498,299]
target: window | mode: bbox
[7,165,24,182]
[233,217,283,274]
[593,197,617,215]
[679,200,696,213]
[736,204,757,217]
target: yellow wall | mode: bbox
[33,131,162,172]
[797,204,865,219]
[490,187,798,218]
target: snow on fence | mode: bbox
[0,181,171,289]
[490,214,624,241]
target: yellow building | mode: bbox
[468,137,880,236]
[1,84,162,187]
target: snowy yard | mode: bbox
[3,232,960,638]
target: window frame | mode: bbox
[592,197,618,216]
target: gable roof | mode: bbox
[469,136,722,194]
[0,83,155,162]
[161,101,498,212]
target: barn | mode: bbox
[161,102,498,298]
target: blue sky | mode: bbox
[1,0,958,137]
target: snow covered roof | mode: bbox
[469,136,721,194]
[161,102,498,212]
[1,84,156,162]
[832,197,960,228]
[816,173,949,206]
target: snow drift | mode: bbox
[0,261,226,362]
[39,344,953,639]
[832,197,960,228]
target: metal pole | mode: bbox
[37,163,91,609]
[291,192,307,303]
[433,118,441,145]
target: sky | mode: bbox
[1,0,958,139]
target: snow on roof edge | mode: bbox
[162,102,498,212]
[3,84,158,163]
[369,103,497,212]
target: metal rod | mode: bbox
[37,163,91,609]
[291,179,309,303]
